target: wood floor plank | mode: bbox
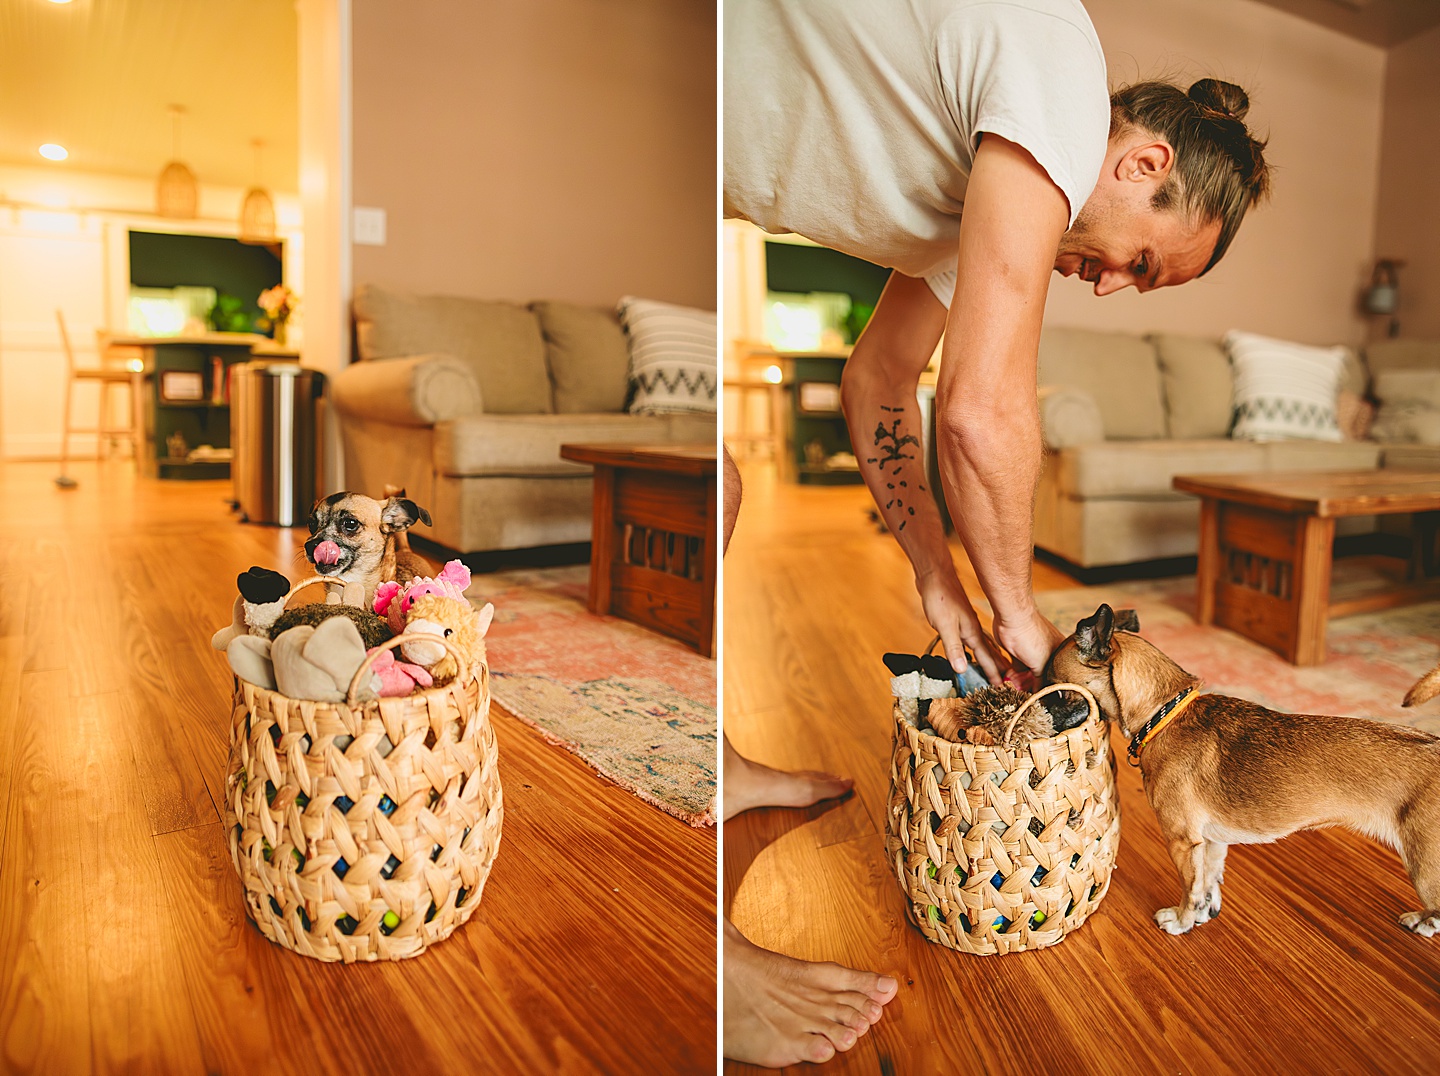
[724,462,1440,1075]
[72,692,208,1074]
[0,459,716,1073]
[0,672,94,1075]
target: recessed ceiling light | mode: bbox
[39,143,68,161]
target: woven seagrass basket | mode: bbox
[223,583,502,963]
[885,675,1120,956]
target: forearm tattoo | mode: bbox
[865,405,926,532]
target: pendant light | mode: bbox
[239,138,277,244]
[156,104,198,219]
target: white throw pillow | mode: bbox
[617,296,717,415]
[1225,330,1346,443]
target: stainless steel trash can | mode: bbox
[231,362,324,526]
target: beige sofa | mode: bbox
[331,285,714,555]
[1032,330,1440,568]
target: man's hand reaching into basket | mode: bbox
[916,567,1008,685]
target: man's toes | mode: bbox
[804,1036,837,1063]
[819,1023,858,1052]
[833,1003,870,1032]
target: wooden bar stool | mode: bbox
[55,310,144,476]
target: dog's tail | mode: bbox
[1404,662,1440,707]
[383,484,413,553]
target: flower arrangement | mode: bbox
[258,284,296,321]
[257,285,297,346]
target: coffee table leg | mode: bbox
[1195,497,1219,625]
[589,463,616,616]
[1291,514,1335,666]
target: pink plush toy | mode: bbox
[373,559,472,634]
[367,647,434,697]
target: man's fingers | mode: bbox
[939,625,969,674]
[966,636,1005,685]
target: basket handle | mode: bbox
[1003,682,1100,743]
[345,631,472,705]
[280,575,351,609]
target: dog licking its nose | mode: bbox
[313,541,342,566]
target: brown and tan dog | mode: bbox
[1045,603,1440,937]
[303,491,432,603]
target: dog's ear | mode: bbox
[1112,608,1140,633]
[1075,604,1116,663]
[381,496,432,533]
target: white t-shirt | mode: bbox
[724,0,1111,307]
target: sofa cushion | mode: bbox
[1384,444,1440,469]
[1364,339,1440,381]
[353,284,553,414]
[532,301,631,414]
[1037,385,1104,449]
[1370,368,1440,445]
[1226,330,1345,443]
[1151,334,1232,439]
[1260,440,1381,470]
[665,412,717,442]
[1052,439,1267,499]
[433,413,680,477]
[1037,328,1166,440]
[331,353,481,427]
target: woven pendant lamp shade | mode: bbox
[239,139,277,243]
[156,106,198,219]
[240,187,276,243]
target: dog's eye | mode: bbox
[341,518,360,534]
[444,628,453,637]
[307,516,319,535]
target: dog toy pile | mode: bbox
[212,559,494,702]
[884,650,1089,747]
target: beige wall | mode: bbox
[1043,0,1386,347]
[351,0,715,311]
[1374,22,1440,341]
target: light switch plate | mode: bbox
[353,206,387,246]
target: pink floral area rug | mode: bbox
[468,565,716,827]
[1034,560,1440,735]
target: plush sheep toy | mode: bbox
[400,594,495,684]
[211,567,292,650]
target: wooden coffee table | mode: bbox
[1173,470,1440,665]
[560,442,717,657]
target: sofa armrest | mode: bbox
[1037,384,1105,450]
[330,353,482,427]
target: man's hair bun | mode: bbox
[1188,78,1250,122]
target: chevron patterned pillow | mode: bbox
[618,296,717,415]
[1225,330,1346,443]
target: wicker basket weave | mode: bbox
[885,680,1119,956]
[223,592,503,964]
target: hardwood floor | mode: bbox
[724,462,1440,1075]
[0,460,716,1074]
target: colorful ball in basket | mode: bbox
[885,679,1120,956]
[224,616,502,963]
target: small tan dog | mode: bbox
[303,491,432,603]
[1045,603,1440,938]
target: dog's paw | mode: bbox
[1190,887,1221,924]
[1399,911,1440,937]
[1154,907,1194,934]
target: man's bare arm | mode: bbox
[936,133,1068,672]
[840,273,1008,682]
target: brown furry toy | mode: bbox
[928,686,1055,747]
[398,594,496,684]
[267,584,394,650]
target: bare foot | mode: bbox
[723,919,898,1067]
[724,735,853,821]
